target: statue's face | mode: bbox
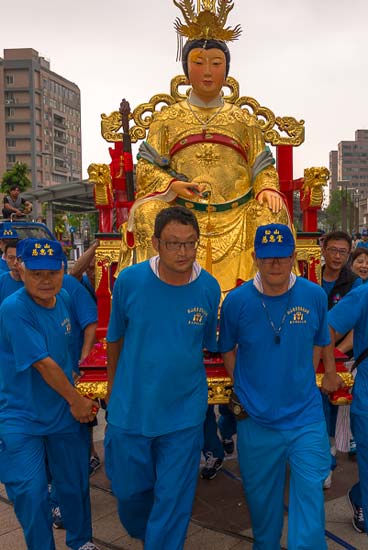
[187,48,226,102]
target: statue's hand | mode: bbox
[170,180,205,199]
[257,190,283,213]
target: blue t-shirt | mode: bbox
[0,257,9,272]
[328,284,368,417]
[81,274,96,302]
[106,261,220,437]
[322,276,361,304]
[62,274,97,370]
[218,277,330,430]
[0,288,77,435]
[0,271,23,304]
[322,279,335,297]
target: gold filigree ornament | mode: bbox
[302,167,329,208]
[173,0,242,42]
[207,376,233,404]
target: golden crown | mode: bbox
[173,0,242,42]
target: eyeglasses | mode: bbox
[258,256,292,265]
[158,239,199,251]
[325,247,349,257]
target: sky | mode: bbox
[2,0,368,181]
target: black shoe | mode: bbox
[201,452,223,480]
[347,489,366,533]
[222,438,234,455]
[89,454,101,476]
[52,506,64,529]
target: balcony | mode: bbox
[53,116,66,129]
[54,131,67,144]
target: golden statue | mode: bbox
[117,0,292,291]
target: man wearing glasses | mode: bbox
[105,206,220,550]
[322,231,361,310]
[320,231,362,490]
[219,223,342,549]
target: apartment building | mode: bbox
[329,130,368,229]
[0,48,82,189]
[329,130,368,196]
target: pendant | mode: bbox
[274,334,281,344]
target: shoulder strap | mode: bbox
[351,347,368,372]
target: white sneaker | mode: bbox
[323,470,333,490]
[76,543,100,550]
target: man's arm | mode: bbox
[336,330,353,355]
[106,338,123,403]
[22,199,32,213]
[222,347,237,382]
[313,345,322,371]
[320,328,345,393]
[69,241,99,281]
[79,321,97,363]
[33,356,98,422]
[4,197,22,215]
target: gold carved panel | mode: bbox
[101,76,305,147]
[95,240,121,290]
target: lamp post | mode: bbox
[355,189,360,233]
[338,181,348,232]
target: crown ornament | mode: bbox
[173,0,242,42]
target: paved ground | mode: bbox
[0,410,366,549]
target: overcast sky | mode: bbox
[2,0,367,181]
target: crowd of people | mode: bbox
[0,15,367,549]
[1,208,368,550]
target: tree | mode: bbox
[1,162,32,193]
[323,188,354,232]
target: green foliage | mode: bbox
[1,162,32,193]
[323,189,354,231]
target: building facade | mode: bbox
[0,48,82,190]
[329,129,368,231]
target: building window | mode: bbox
[6,123,15,133]
[5,107,15,117]
[7,139,16,148]
[7,154,16,163]
[5,92,15,105]
[5,74,14,85]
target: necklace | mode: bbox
[260,289,292,344]
[186,98,224,137]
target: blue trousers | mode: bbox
[237,418,330,550]
[0,425,91,550]
[105,423,203,550]
[218,404,237,441]
[351,412,368,534]
[202,404,237,459]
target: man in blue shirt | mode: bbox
[0,238,100,550]
[0,223,19,271]
[0,241,23,303]
[320,230,361,489]
[218,223,342,550]
[328,286,368,536]
[356,228,368,249]
[105,206,220,550]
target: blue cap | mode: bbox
[254,223,295,258]
[19,238,64,270]
[0,223,19,240]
